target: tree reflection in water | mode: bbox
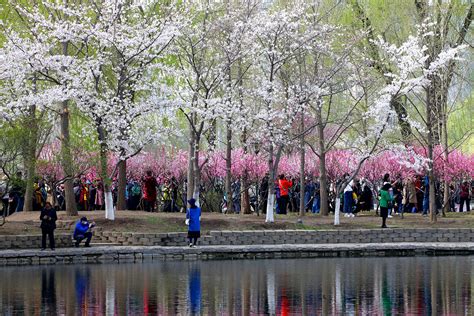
[0,256,472,314]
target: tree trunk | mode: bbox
[241,177,251,214]
[60,40,77,216]
[241,128,251,214]
[316,103,329,216]
[24,121,37,212]
[98,125,114,220]
[225,121,233,213]
[23,79,38,212]
[319,152,329,216]
[265,145,284,222]
[186,123,195,202]
[116,159,127,210]
[299,112,305,219]
[428,165,437,223]
[60,100,77,215]
[334,196,341,226]
[416,0,440,223]
[427,91,437,223]
[442,108,449,217]
[237,58,251,215]
[439,3,472,216]
[193,135,201,206]
[265,144,275,223]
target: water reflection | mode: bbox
[188,264,201,315]
[41,269,56,314]
[0,256,472,315]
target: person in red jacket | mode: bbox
[142,170,157,212]
[277,174,293,214]
[460,181,470,212]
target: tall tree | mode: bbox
[175,3,231,206]
[213,1,258,213]
[350,0,413,139]
[250,5,310,222]
[73,0,180,218]
[0,5,73,211]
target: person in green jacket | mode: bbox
[379,180,394,228]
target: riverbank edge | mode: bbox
[1,242,473,266]
[2,227,474,249]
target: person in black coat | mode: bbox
[357,179,373,212]
[40,202,57,250]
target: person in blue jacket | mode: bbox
[73,217,95,247]
[186,199,201,247]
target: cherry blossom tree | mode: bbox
[72,0,180,219]
[374,23,467,223]
[0,1,79,212]
[280,5,366,218]
[327,24,467,225]
[248,5,311,223]
[211,1,259,214]
[5,0,91,216]
[173,2,238,207]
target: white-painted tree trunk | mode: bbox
[105,191,115,220]
[265,194,275,223]
[334,197,341,226]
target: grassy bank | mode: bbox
[1,210,473,235]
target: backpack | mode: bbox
[131,184,141,197]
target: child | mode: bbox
[186,199,201,247]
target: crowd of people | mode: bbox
[0,169,472,248]
[259,173,473,226]
[1,170,472,222]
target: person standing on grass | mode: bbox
[357,179,373,212]
[378,179,393,228]
[415,175,424,214]
[40,202,57,250]
[402,176,418,214]
[79,179,89,211]
[142,170,157,212]
[186,198,201,247]
[304,177,315,213]
[277,174,293,215]
[460,181,470,212]
[95,180,104,210]
[343,174,355,218]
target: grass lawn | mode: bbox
[1,210,473,235]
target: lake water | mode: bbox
[0,256,473,315]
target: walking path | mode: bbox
[1,242,473,266]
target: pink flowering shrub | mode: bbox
[37,144,473,184]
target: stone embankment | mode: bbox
[0,228,473,266]
[1,228,473,249]
[0,243,473,266]
[96,228,474,246]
